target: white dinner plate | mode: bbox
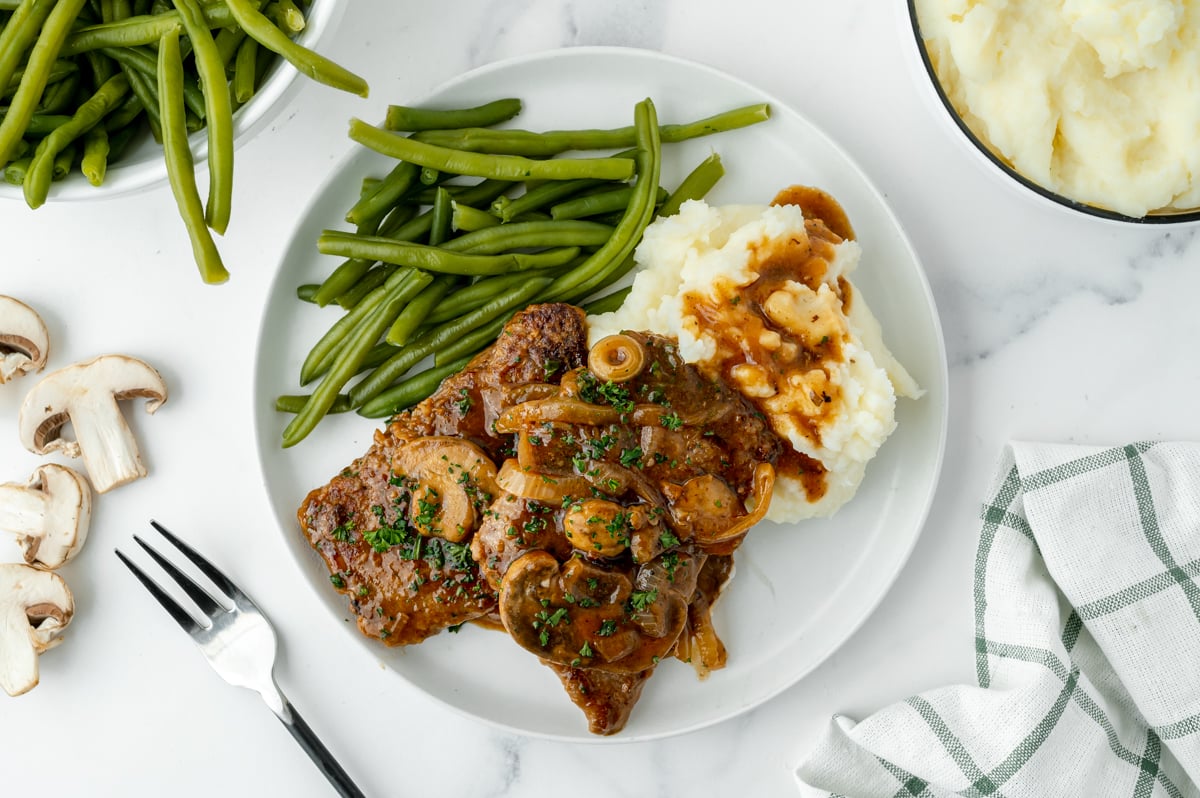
[254,46,948,742]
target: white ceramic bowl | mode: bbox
[904,0,1200,225]
[0,0,347,202]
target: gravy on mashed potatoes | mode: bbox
[915,0,1200,216]
[588,188,921,523]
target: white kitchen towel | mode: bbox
[795,441,1200,797]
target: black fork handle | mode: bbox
[277,699,366,798]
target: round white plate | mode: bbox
[254,46,948,742]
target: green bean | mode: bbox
[3,156,31,185]
[296,283,319,303]
[24,72,128,207]
[386,274,453,347]
[451,200,500,232]
[4,59,77,100]
[80,123,108,184]
[301,269,406,385]
[353,277,552,412]
[85,49,116,86]
[36,72,79,114]
[376,202,418,237]
[345,160,418,227]
[580,287,631,315]
[276,394,350,415]
[491,177,606,222]
[335,264,396,310]
[318,231,582,277]
[170,0,232,233]
[0,0,56,112]
[348,118,635,182]
[356,354,473,419]
[438,219,613,255]
[414,102,769,157]
[433,315,506,366]
[313,176,393,306]
[658,152,724,217]
[100,45,204,119]
[385,98,521,132]
[551,185,667,221]
[423,271,531,325]
[265,0,303,34]
[428,186,452,246]
[157,29,227,284]
[50,141,74,180]
[103,90,144,132]
[0,113,70,136]
[419,166,439,185]
[118,62,160,140]
[283,270,431,447]
[105,119,136,158]
[223,0,368,97]
[60,4,239,55]
[545,97,660,302]
[232,33,257,103]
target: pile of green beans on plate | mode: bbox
[0,0,367,284]
[277,96,771,447]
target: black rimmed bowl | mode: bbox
[905,0,1200,225]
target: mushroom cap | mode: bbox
[0,464,92,569]
[391,437,498,543]
[0,296,50,384]
[18,354,168,457]
[0,564,74,696]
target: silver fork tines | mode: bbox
[117,521,365,798]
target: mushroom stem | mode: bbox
[0,564,74,696]
[73,400,145,492]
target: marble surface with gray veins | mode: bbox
[2,2,1197,797]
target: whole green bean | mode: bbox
[348,118,635,182]
[551,185,667,221]
[24,72,128,207]
[104,92,143,129]
[345,160,418,227]
[385,98,521,132]
[118,62,160,140]
[157,29,227,284]
[283,271,429,447]
[266,0,304,34]
[357,355,473,419]
[658,152,724,217]
[318,231,582,277]
[314,176,392,307]
[296,283,320,303]
[580,287,631,315]
[171,0,232,233]
[60,3,238,55]
[414,103,770,157]
[545,98,661,302]
[4,58,77,100]
[433,315,507,366]
[428,186,453,247]
[80,123,108,185]
[491,177,606,222]
[451,200,500,232]
[3,156,31,185]
[50,142,74,180]
[100,45,204,120]
[0,0,56,110]
[301,268,410,386]
[439,219,613,255]
[386,274,453,347]
[376,202,418,237]
[1,113,70,135]
[423,271,532,325]
[223,0,368,97]
[276,394,350,415]
[350,277,551,410]
[336,264,396,310]
[232,31,258,103]
[36,72,80,114]
[105,120,136,159]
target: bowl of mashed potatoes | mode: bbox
[907,0,1200,223]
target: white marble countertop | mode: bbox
[3,1,1198,796]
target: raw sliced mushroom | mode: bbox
[499,550,687,673]
[0,563,74,696]
[391,437,498,542]
[0,464,92,569]
[18,354,167,493]
[0,296,49,384]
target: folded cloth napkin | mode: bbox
[795,442,1200,797]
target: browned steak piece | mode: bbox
[543,662,655,736]
[297,304,590,646]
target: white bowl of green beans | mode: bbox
[0,0,355,207]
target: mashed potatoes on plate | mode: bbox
[589,197,920,523]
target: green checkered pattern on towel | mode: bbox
[795,442,1200,797]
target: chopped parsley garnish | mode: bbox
[362,523,411,554]
[619,447,643,468]
[628,590,658,612]
[543,358,563,380]
[579,641,593,658]
[596,619,618,637]
[661,551,680,582]
[659,529,681,549]
[660,412,683,431]
[329,573,345,589]
[330,520,355,542]
[454,388,473,415]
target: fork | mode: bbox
[116,521,365,798]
